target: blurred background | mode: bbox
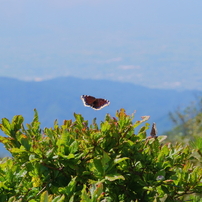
[0,0,202,156]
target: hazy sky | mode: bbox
[1,0,202,90]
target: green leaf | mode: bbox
[93,158,104,175]
[33,109,39,123]
[114,157,129,164]
[74,113,84,124]
[52,195,65,202]
[40,191,49,202]
[101,151,111,169]
[157,144,169,162]
[9,147,26,154]
[19,134,31,150]
[89,182,104,202]
[101,121,111,132]
[157,135,167,142]
[105,174,125,181]
[11,115,24,131]
[1,118,11,136]
[0,136,12,144]
[69,141,79,154]
[81,185,91,202]
[66,153,75,159]
[45,148,55,158]
[8,196,17,202]
[133,115,150,128]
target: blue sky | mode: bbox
[1,0,202,90]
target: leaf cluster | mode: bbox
[0,109,202,202]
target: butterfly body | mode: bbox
[81,95,110,110]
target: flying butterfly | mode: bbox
[81,95,110,110]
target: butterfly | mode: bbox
[148,122,167,142]
[150,122,158,138]
[81,95,110,110]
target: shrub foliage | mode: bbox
[0,109,202,202]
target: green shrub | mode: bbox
[0,109,202,202]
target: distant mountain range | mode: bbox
[0,77,201,157]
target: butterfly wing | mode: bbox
[81,95,96,107]
[92,98,110,110]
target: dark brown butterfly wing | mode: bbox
[81,95,110,110]
[81,95,96,107]
[92,98,110,110]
